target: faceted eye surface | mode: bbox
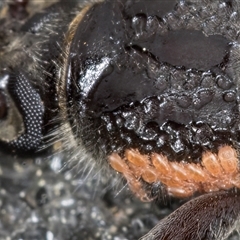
[0,70,44,153]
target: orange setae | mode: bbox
[108,145,240,200]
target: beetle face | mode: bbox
[1,0,240,239]
[57,0,240,201]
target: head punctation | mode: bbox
[58,0,240,198]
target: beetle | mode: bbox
[1,0,240,239]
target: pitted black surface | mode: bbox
[64,1,239,162]
[66,0,239,163]
[1,1,240,240]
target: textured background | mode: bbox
[0,150,182,240]
[0,151,239,240]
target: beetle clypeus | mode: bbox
[1,0,240,239]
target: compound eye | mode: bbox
[0,69,44,154]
